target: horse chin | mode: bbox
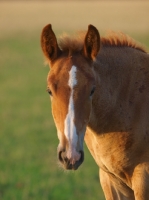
[58,150,84,170]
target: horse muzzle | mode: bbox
[58,150,84,170]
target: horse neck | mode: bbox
[88,46,146,134]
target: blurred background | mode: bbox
[0,1,149,200]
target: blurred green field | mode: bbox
[0,1,149,200]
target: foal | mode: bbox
[41,24,149,200]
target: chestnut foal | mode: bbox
[41,24,149,200]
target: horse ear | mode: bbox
[83,24,100,60]
[41,24,61,64]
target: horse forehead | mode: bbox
[48,57,94,86]
[47,64,70,85]
[66,64,92,87]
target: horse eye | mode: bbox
[90,86,96,97]
[47,88,52,96]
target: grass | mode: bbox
[0,34,104,200]
[0,1,149,200]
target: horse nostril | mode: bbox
[58,150,68,163]
[58,150,64,163]
[79,150,84,163]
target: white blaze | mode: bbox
[64,65,80,163]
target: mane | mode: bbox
[101,31,147,53]
[58,31,85,53]
[58,31,147,53]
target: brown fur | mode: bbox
[41,24,149,200]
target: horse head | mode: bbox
[41,24,100,170]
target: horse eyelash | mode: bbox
[46,88,52,96]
